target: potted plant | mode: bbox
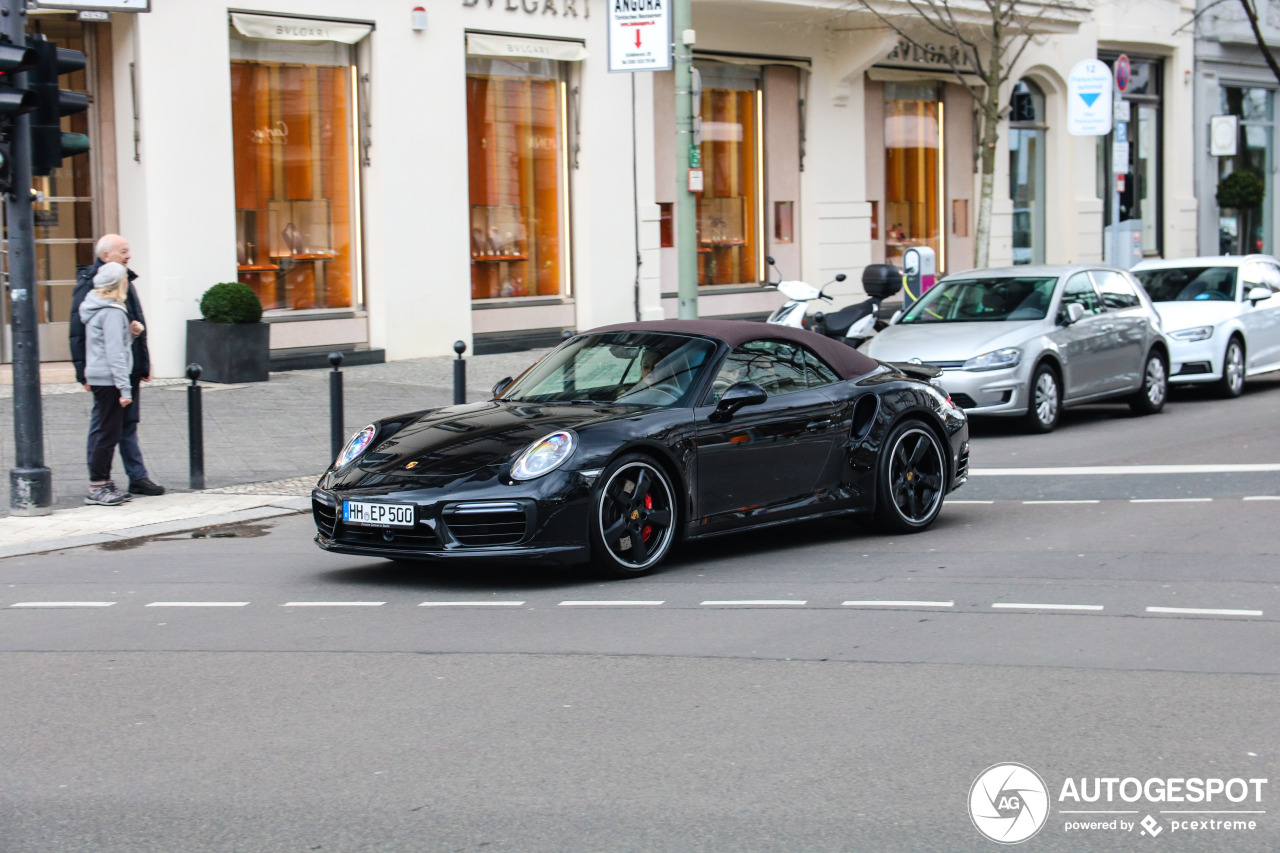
[1216,170,1266,256]
[186,282,269,383]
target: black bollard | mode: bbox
[329,352,344,462]
[186,363,204,491]
[453,340,467,406]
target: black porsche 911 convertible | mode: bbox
[312,319,969,577]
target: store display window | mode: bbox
[1217,86,1273,255]
[466,57,568,300]
[695,62,761,286]
[230,38,361,313]
[884,82,942,269]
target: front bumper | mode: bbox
[311,468,594,566]
[1166,337,1222,385]
[932,363,1030,417]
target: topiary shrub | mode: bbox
[200,282,263,324]
[1216,170,1266,210]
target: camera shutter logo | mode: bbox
[969,763,1050,844]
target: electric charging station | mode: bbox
[902,247,936,311]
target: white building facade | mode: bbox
[1,0,1200,378]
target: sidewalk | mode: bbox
[0,348,550,553]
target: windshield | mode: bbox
[1132,266,1236,302]
[900,276,1058,323]
[498,332,717,407]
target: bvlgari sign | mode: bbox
[462,0,591,16]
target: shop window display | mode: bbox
[695,63,760,285]
[467,58,566,300]
[884,83,942,269]
[230,56,357,312]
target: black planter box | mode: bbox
[186,319,270,384]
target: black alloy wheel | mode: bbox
[1022,363,1061,434]
[874,420,947,533]
[1215,337,1246,399]
[591,454,678,577]
[1129,350,1168,415]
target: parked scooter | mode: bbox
[765,258,904,348]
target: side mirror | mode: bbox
[710,381,767,422]
[1059,302,1085,326]
[491,376,513,398]
[1247,286,1271,304]
[835,273,847,282]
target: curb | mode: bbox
[0,496,312,559]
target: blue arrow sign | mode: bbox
[1080,92,1099,107]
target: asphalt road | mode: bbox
[2,378,1279,851]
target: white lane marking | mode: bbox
[701,600,807,606]
[418,601,525,607]
[947,500,994,504]
[1022,500,1100,504]
[973,463,1280,476]
[843,600,954,608]
[558,601,664,606]
[146,602,249,607]
[282,602,385,607]
[1243,495,1280,501]
[9,601,115,608]
[1146,606,1262,617]
[1130,498,1212,503]
[992,602,1104,611]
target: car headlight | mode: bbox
[962,347,1022,372]
[336,424,376,467]
[510,430,577,481]
[1169,326,1214,342]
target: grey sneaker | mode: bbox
[85,483,128,506]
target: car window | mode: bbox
[708,340,809,402]
[899,276,1056,323]
[1133,266,1237,302]
[1061,273,1103,316]
[1091,270,1142,310]
[801,348,840,388]
[1259,264,1280,293]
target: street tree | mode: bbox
[852,0,1086,267]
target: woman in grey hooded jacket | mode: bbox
[80,261,139,505]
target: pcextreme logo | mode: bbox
[969,763,1269,844]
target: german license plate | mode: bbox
[342,500,415,528]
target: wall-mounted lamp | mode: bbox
[411,6,427,31]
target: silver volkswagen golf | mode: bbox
[864,265,1170,432]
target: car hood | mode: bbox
[1153,301,1241,333]
[339,400,633,480]
[867,321,1043,363]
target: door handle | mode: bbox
[805,419,833,432]
[1099,324,1115,332]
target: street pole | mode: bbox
[673,0,697,319]
[2,0,50,516]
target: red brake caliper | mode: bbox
[642,493,653,542]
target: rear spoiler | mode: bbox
[885,361,942,383]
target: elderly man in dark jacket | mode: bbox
[69,234,165,496]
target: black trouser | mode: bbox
[88,385,127,483]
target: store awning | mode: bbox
[466,33,587,62]
[231,13,372,45]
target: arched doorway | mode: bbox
[1009,79,1047,265]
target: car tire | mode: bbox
[589,453,678,578]
[1214,337,1246,399]
[1021,363,1061,434]
[1129,350,1168,415]
[873,419,947,533]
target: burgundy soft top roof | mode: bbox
[588,319,882,381]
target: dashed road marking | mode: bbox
[282,602,385,607]
[992,603,1105,611]
[1146,606,1263,617]
[843,600,954,608]
[146,602,249,607]
[1130,498,1212,504]
[947,500,994,504]
[558,601,665,606]
[701,600,807,606]
[972,463,1280,476]
[418,601,526,607]
[1022,500,1100,505]
[1243,496,1280,501]
[8,601,115,608]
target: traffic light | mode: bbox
[27,35,88,178]
[0,36,37,195]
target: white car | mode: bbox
[1131,255,1280,398]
